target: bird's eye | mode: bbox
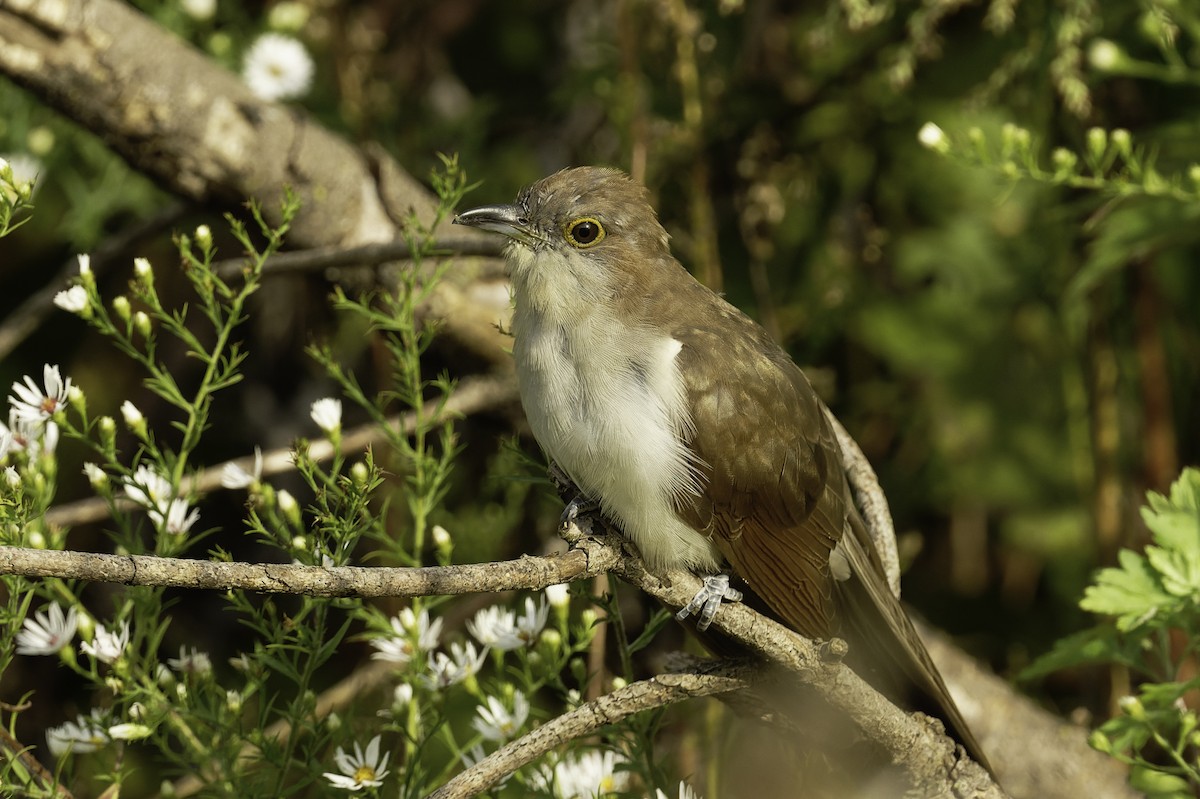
[565,217,605,248]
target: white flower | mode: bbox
[123,464,174,515]
[133,257,152,279]
[242,33,314,101]
[531,750,630,799]
[46,711,109,757]
[370,608,443,665]
[77,253,91,276]
[0,429,11,462]
[167,645,212,675]
[466,605,522,651]
[545,582,570,609]
[180,0,216,21]
[514,596,550,645]
[16,604,78,655]
[421,641,486,690]
[0,409,39,454]
[472,691,530,742]
[310,397,342,434]
[221,446,263,489]
[80,621,130,664]
[54,285,88,314]
[4,466,18,488]
[656,782,702,799]
[9,364,73,424]
[323,734,391,790]
[917,122,950,153]
[152,497,200,536]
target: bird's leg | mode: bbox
[548,461,598,537]
[676,574,744,631]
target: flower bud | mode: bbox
[350,461,369,485]
[194,224,213,252]
[134,311,152,339]
[134,257,154,286]
[278,489,301,526]
[545,582,570,609]
[108,723,153,741]
[82,462,108,489]
[112,295,132,323]
[1086,127,1108,161]
[1088,729,1112,754]
[121,401,148,440]
[1110,128,1132,159]
[1118,695,1145,720]
[917,122,949,154]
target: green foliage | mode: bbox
[1025,469,1200,795]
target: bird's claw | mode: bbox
[558,494,598,538]
[676,574,743,631]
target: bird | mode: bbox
[453,166,990,775]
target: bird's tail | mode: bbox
[835,513,994,775]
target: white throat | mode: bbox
[508,246,721,571]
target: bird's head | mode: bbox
[453,167,672,303]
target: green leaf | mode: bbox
[627,609,674,655]
[1080,549,1174,631]
[1145,545,1200,600]
[1142,468,1200,553]
[1020,627,1124,680]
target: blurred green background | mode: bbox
[2,0,1198,746]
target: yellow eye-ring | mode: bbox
[565,217,605,248]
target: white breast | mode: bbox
[509,250,721,572]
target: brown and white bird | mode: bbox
[454,166,988,771]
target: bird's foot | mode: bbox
[819,637,849,664]
[676,574,743,631]
[558,493,598,540]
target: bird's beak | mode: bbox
[453,204,540,245]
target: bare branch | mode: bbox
[429,659,759,799]
[0,0,489,250]
[213,236,503,280]
[0,546,612,598]
[824,408,901,598]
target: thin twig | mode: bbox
[213,235,503,280]
[427,660,758,799]
[44,374,517,529]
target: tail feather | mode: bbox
[835,516,993,774]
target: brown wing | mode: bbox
[670,294,848,641]
[668,290,992,770]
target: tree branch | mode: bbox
[429,659,760,799]
[0,0,486,250]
